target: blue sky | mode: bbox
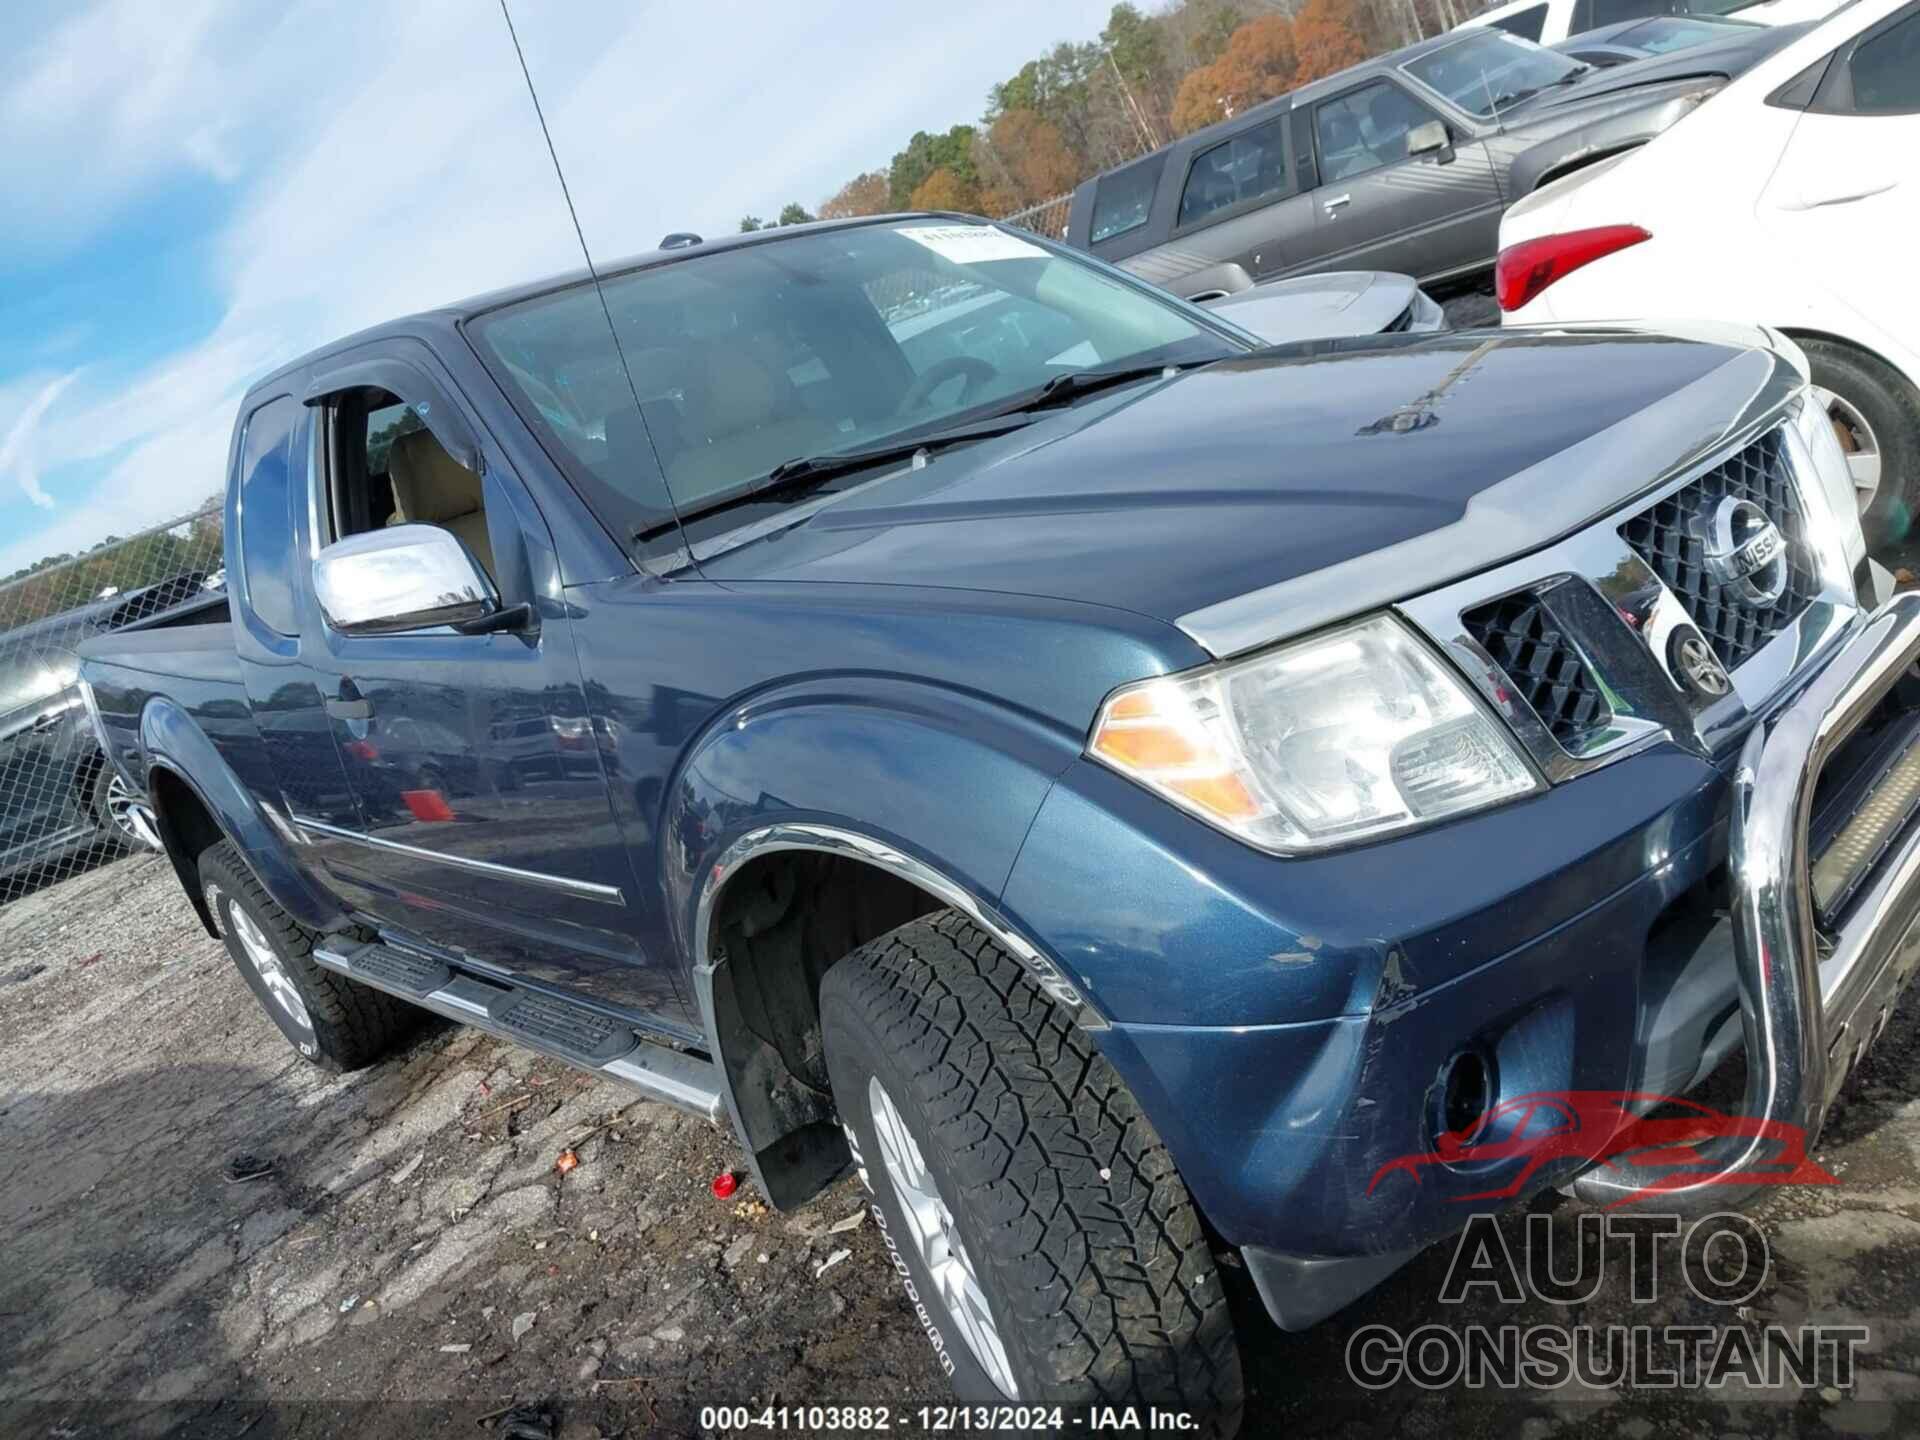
[0,0,1119,576]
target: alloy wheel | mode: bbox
[868,1075,1019,1399]
[105,774,162,850]
[212,884,315,1039]
[1813,385,1883,517]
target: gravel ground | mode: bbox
[8,849,1920,1439]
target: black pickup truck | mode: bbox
[76,214,1919,1432]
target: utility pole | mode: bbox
[1106,51,1162,154]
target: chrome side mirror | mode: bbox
[1408,120,1453,162]
[312,525,498,635]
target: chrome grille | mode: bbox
[1618,427,1819,670]
[1462,592,1612,752]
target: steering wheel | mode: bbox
[896,356,998,415]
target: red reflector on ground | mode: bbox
[400,790,456,823]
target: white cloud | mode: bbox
[0,372,82,510]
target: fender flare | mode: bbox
[662,684,1102,1206]
[140,696,346,938]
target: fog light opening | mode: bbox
[1441,1050,1491,1140]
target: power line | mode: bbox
[495,0,688,549]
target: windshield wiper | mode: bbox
[1489,84,1545,111]
[1009,358,1211,413]
[646,412,1042,537]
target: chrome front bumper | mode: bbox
[1575,590,1920,1209]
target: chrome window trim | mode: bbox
[1398,395,1861,782]
[291,814,627,906]
[692,822,1102,1026]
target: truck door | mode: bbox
[228,392,367,876]
[298,350,685,1022]
[1162,111,1319,292]
[1302,78,1503,280]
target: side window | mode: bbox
[1090,156,1165,244]
[1845,7,1920,114]
[1315,82,1440,184]
[1177,116,1292,228]
[1589,0,1673,26]
[236,397,300,637]
[324,387,495,584]
[1488,3,1549,41]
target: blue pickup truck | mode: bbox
[77,214,1920,1431]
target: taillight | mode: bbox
[1495,225,1651,312]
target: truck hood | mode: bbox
[697,329,1764,649]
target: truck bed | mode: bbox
[79,606,246,779]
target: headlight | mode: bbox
[1792,385,1868,577]
[1088,614,1542,853]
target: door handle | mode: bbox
[32,710,66,734]
[326,698,373,721]
[1324,193,1352,213]
[1782,179,1898,211]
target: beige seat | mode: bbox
[386,428,495,580]
[665,345,839,501]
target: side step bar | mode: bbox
[313,939,726,1125]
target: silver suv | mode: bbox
[1065,25,1797,299]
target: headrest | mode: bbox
[603,405,656,466]
[388,428,481,525]
[691,347,780,435]
[623,347,687,400]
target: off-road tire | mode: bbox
[820,911,1245,1436]
[1802,338,1920,550]
[198,841,414,1071]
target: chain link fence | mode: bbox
[0,505,225,911]
[998,192,1072,241]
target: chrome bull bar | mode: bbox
[1574,590,1920,1209]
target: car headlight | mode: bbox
[1088,614,1542,853]
[1792,384,1868,578]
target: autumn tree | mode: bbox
[908,167,979,213]
[1169,13,1295,135]
[817,171,890,219]
[888,126,978,209]
[978,109,1082,212]
[1293,0,1373,84]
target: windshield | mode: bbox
[1401,30,1584,117]
[1613,14,1754,47]
[473,219,1240,532]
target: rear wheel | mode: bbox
[820,912,1244,1435]
[198,841,415,1070]
[1800,338,1920,551]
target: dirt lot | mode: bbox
[8,850,1920,1440]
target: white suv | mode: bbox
[1461,0,1841,46]
[1495,0,1920,545]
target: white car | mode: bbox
[1495,0,1920,542]
[1462,0,1841,47]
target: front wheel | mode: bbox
[820,912,1244,1435]
[199,841,415,1070]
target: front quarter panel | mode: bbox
[666,677,1080,975]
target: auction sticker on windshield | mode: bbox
[901,224,1047,264]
